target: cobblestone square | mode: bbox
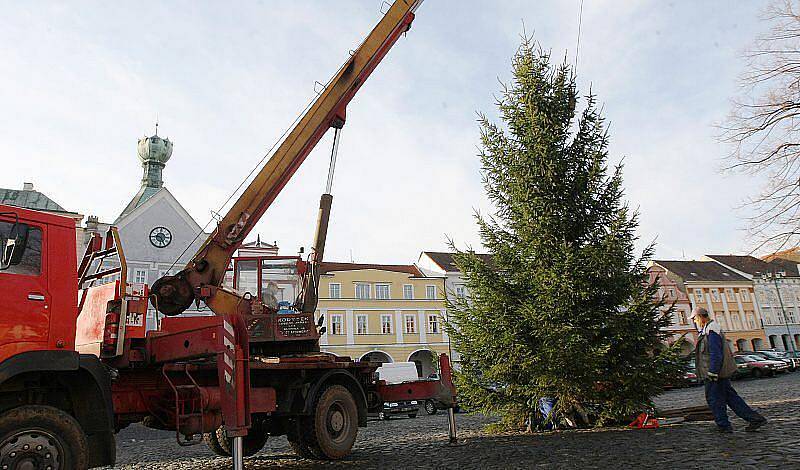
[113,372,800,469]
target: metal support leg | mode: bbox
[232,436,244,470]
[447,407,458,444]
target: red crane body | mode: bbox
[0,1,457,468]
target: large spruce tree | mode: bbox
[448,38,682,428]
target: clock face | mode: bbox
[149,226,172,248]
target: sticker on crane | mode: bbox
[125,282,147,297]
[126,312,144,327]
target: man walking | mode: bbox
[692,307,767,432]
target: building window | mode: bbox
[740,289,750,302]
[355,283,370,300]
[678,311,688,325]
[330,315,343,335]
[356,314,368,335]
[694,289,704,301]
[381,314,392,334]
[428,314,440,334]
[403,284,413,299]
[404,315,416,334]
[134,269,147,284]
[426,285,437,300]
[456,285,466,298]
[725,288,735,301]
[668,288,676,299]
[788,309,797,324]
[375,284,390,300]
[329,283,341,299]
[717,315,728,330]
[747,313,757,330]
[764,310,774,325]
[731,313,742,330]
[711,289,720,302]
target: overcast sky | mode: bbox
[1,1,771,265]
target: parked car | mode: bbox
[683,359,700,385]
[734,354,788,378]
[753,350,798,371]
[422,398,463,415]
[374,362,422,419]
[379,400,419,419]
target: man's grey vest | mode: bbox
[695,329,738,380]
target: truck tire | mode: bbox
[203,429,229,457]
[424,399,438,415]
[304,385,358,460]
[288,439,321,459]
[287,420,322,459]
[206,426,268,457]
[0,405,88,470]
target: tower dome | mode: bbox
[136,127,173,189]
[137,134,173,165]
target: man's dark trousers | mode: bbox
[704,378,759,429]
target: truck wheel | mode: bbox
[288,439,321,459]
[305,385,358,460]
[207,426,269,457]
[203,429,230,457]
[0,405,88,470]
[424,399,438,415]
[287,420,321,459]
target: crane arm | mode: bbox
[152,0,422,316]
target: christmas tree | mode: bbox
[448,38,682,429]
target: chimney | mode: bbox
[23,182,33,191]
[86,215,99,231]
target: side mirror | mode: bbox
[0,236,15,270]
[0,217,28,271]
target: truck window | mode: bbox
[0,221,42,276]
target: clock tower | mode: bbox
[113,126,209,327]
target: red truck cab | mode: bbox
[0,204,78,359]
[0,204,116,469]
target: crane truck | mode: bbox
[0,1,457,468]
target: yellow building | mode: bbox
[316,262,449,378]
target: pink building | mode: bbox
[647,264,698,355]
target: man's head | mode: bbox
[690,307,710,327]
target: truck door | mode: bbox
[0,219,50,356]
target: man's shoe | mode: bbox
[745,417,767,432]
[716,426,733,433]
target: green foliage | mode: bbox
[447,38,683,428]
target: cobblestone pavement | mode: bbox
[113,373,800,469]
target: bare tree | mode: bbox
[723,0,800,253]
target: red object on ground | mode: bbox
[629,412,659,429]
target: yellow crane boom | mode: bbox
[152,0,422,317]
